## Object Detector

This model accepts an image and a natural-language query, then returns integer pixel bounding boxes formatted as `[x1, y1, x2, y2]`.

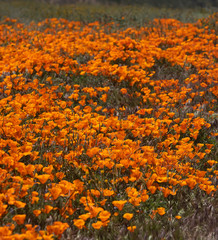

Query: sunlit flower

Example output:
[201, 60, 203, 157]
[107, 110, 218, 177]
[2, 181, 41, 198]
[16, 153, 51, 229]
[92, 221, 103, 229]
[79, 213, 91, 221]
[0, 15, 216, 239]
[73, 219, 85, 229]
[36, 174, 50, 184]
[123, 213, 133, 221]
[112, 200, 127, 211]
[12, 215, 26, 225]
[98, 211, 111, 222]
[156, 207, 166, 216]
[33, 210, 41, 217]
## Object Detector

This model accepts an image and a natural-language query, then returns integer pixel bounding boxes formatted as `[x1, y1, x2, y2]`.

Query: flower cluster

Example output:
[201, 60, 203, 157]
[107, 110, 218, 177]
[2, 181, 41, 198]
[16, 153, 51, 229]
[0, 16, 217, 239]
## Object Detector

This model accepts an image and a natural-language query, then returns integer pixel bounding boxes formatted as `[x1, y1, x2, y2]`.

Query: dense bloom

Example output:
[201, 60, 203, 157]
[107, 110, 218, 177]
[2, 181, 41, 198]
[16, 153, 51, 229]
[0, 14, 216, 239]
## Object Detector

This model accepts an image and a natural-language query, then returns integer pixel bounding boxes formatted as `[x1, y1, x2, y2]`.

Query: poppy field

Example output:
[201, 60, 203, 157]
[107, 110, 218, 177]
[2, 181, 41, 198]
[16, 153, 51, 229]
[0, 9, 217, 240]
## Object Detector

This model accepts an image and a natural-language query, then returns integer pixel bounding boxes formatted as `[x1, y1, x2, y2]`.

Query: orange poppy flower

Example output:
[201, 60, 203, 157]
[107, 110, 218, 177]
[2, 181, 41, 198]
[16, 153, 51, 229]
[86, 206, 103, 218]
[98, 211, 111, 222]
[79, 213, 91, 221]
[49, 186, 62, 200]
[156, 207, 166, 216]
[43, 205, 53, 214]
[43, 165, 53, 174]
[12, 214, 26, 225]
[103, 189, 114, 197]
[33, 210, 41, 217]
[47, 221, 69, 236]
[14, 201, 26, 209]
[123, 213, 133, 221]
[120, 88, 127, 94]
[86, 147, 100, 158]
[36, 174, 50, 184]
[127, 226, 136, 232]
[101, 94, 107, 102]
[92, 221, 103, 229]
[73, 219, 85, 229]
[112, 200, 127, 211]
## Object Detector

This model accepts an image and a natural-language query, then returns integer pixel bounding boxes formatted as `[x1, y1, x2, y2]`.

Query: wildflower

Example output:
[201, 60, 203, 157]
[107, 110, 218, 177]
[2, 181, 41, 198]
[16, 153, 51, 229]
[103, 189, 115, 197]
[100, 199, 107, 206]
[112, 200, 127, 211]
[207, 160, 216, 166]
[120, 88, 127, 94]
[36, 174, 50, 184]
[98, 211, 111, 222]
[101, 94, 107, 102]
[127, 226, 136, 232]
[47, 222, 69, 236]
[43, 165, 53, 174]
[157, 207, 166, 215]
[147, 186, 157, 194]
[14, 201, 26, 208]
[123, 213, 133, 221]
[49, 186, 62, 200]
[43, 205, 53, 214]
[92, 221, 103, 229]
[33, 210, 41, 217]
[86, 147, 100, 158]
[79, 213, 90, 221]
[73, 219, 85, 229]
[12, 215, 26, 225]
[186, 178, 197, 189]
[86, 206, 103, 218]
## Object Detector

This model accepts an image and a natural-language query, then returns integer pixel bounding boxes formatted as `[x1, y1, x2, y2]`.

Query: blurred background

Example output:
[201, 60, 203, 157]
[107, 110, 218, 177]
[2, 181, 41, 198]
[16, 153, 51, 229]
[38, 0, 218, 8]
[0, 0, 217, 24]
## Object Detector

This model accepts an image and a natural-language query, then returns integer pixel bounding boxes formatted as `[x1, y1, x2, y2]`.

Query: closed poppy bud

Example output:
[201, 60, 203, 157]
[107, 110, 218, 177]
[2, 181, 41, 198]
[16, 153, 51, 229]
[127, 226, 136, 232]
